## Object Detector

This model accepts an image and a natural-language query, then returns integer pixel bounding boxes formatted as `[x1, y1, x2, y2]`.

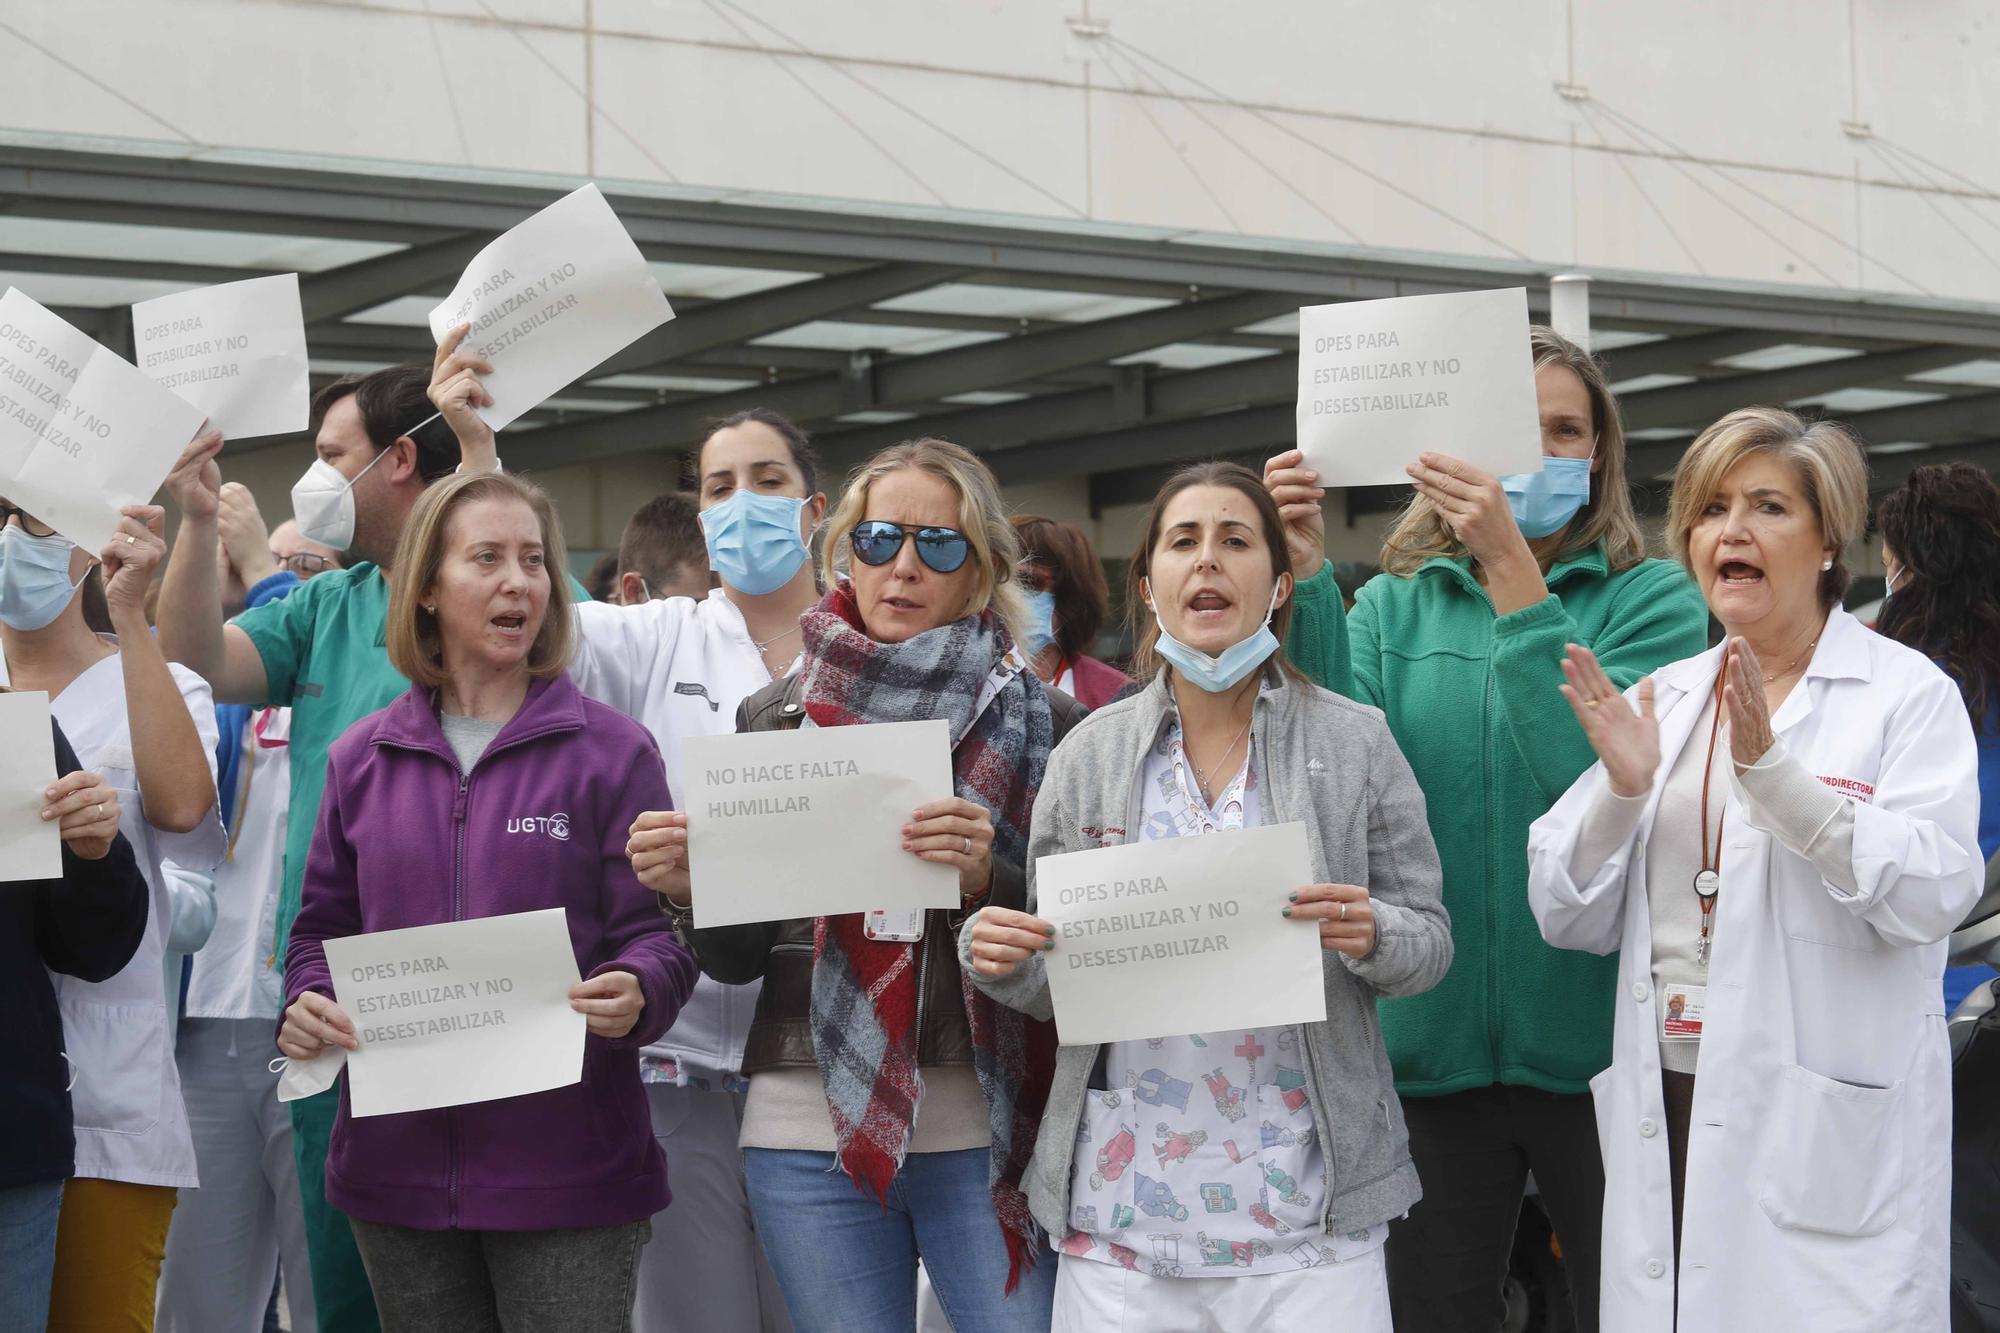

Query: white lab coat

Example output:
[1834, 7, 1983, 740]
[19, 645, 228, 1188]
[569, 588, 781, 1085]
[1527, 608, 1979, 1332]
[185, 706, 291, 1022]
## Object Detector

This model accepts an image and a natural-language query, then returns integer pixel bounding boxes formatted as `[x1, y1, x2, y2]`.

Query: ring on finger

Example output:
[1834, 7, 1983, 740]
[1338, 902, 1348, 922]
[962, 835, 972, 855]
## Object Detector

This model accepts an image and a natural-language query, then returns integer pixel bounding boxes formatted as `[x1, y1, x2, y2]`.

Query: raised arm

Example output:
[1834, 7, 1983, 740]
[433, 323, 499, 476]
[156, 429, 271, 704]
[1264, 449, 1359, 701]
[104, 506, 217, 834]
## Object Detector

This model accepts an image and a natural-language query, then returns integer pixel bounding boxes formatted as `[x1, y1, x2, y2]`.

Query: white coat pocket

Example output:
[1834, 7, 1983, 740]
[59, 999, 165, 1136]
[1756, 1064, 1904, 1238]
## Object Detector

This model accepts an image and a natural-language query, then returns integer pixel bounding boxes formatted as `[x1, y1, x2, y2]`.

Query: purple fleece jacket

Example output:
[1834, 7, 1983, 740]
[285, 674, 694, 1232]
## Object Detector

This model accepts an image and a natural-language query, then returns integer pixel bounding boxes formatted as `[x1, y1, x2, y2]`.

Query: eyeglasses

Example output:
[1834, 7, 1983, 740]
[849, 520, 971, 574]
[0, 502, 56, 538]
[276, 552, 334, 575]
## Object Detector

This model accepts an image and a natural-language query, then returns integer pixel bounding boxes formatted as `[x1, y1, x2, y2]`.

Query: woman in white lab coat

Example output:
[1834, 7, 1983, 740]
[0, 497, 225, 1332]
[1527, 407, 1980, 1333]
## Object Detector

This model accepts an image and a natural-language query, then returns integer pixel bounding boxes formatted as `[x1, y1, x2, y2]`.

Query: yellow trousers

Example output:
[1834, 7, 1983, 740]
[45, 1177, 178, 1333]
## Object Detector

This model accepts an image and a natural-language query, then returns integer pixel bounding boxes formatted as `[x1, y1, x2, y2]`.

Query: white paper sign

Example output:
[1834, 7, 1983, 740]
[1036, 822, 1326, 1047]
[322, 908, 584, 1118]
[680, 719, 959, 928]
[1295, 287, 1542, 487]
[0, 288, 206, 552]
[0, 690, 60, 883]
[427, 184, 675, 430]
[132, 274, 309, 440]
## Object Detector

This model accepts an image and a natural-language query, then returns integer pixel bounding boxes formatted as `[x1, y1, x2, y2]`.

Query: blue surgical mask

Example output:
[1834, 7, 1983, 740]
[1499, 455, 1594, 539]
[0, 526, 85, 631]
[1151, 584, 1282, 694]
[1022, 589, 1058, 657]
[699, 491, 811, 596]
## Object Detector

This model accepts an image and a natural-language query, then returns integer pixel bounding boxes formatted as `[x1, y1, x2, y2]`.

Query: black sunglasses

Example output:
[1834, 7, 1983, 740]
[849, 520, 971, 574]
[0, 502, 56, 539]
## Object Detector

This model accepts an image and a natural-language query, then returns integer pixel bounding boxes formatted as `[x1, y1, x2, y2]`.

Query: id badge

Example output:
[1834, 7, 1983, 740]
[1660, 983, 1707, 1041]
[864, 909, 925, 942]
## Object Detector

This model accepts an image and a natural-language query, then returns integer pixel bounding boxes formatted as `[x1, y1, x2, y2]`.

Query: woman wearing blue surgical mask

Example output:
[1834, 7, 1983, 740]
[0, 498, 226, 1332]
[1262, 326, 1708, 1333]
[963, 462, 1451, 1332]
[1011, 515, 1131, 711]
[540, 405, 824, 1333]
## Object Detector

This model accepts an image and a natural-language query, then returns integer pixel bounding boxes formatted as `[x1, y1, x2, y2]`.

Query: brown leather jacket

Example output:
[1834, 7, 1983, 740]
[684, 671, 1087, 1075]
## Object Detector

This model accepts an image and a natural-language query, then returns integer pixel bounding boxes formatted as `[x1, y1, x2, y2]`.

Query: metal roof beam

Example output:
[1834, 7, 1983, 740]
[501, 291, 1292, 471]
[586, 263, 963, 380]
[1621, 345, 1975, 432]
[1628, 389, 2000, 477]
[299, 233, 486, 326]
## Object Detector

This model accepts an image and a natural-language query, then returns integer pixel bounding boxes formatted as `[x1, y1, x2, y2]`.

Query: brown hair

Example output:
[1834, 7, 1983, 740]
[386, 471, 574, 687]
[310, 365, 459, 482]
[822, 438, 1028, 646]
[1379, 325, 1647, 576]
[687, 407, 821, 495]
[1666, 406, 1868, 610]
[1011, 514, 1110, 659]
[617, 491, 710, 591]
[1125, 461, 1303, 683]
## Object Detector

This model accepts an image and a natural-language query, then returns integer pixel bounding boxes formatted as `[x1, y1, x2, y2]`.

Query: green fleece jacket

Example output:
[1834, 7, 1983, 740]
[1287, 547, 1709, 1096]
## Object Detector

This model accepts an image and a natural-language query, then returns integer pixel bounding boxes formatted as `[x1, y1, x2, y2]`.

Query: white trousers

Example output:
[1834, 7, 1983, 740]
[156, 1017, 316, 1333]
[632, 1084, 791, 1333]
[1051, 1245, 1392, 1333]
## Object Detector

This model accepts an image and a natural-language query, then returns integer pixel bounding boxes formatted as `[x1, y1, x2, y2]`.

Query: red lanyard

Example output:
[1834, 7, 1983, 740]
[1692, 677, 1726, 966]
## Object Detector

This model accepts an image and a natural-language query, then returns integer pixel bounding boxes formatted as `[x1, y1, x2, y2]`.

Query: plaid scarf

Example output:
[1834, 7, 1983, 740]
[799, 583, 1058, 1291]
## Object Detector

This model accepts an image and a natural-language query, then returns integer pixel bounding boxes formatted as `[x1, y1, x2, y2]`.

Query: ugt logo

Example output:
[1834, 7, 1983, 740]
[506, 813, 571, 841]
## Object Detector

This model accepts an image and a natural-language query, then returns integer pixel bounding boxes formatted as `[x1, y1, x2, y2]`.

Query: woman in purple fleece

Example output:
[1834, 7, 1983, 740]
[280, 471, 697, 1333]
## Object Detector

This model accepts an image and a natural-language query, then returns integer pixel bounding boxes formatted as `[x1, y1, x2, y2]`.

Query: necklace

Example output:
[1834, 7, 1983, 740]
[1756, 627, 1820, 684]
[751, 622, 800, 654]
[1692, 676, 1727, 966]
[1189, 709, 1254, 800]
[1760, 642, 1816, 684]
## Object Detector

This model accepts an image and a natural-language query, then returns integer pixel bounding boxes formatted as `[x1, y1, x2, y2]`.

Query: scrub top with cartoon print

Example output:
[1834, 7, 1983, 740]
[1060, 705, 1386, 1278]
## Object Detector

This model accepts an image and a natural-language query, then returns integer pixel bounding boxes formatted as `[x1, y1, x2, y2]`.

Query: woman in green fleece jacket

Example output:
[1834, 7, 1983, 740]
[1262, 326, 1708, 1333]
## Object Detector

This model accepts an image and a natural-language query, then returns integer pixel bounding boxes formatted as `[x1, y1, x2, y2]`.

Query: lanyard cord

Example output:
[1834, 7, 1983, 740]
[1695, 676, 1727, 908]
[1691, 676, 1729, 964]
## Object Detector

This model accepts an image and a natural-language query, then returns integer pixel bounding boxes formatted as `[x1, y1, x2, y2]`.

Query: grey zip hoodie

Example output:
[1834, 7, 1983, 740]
[959, 665, 1452, 1239]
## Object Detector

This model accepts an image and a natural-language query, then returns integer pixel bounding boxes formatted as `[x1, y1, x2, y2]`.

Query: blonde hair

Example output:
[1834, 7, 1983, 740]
[820, 438, 1029, 646]
[1666, 406, 1869, 609]
[386, 471, 574, 687]
[1378, 325, 1647, 576]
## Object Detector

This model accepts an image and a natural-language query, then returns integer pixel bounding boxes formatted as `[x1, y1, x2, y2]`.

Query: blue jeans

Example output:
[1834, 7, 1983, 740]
[0, 1179, 63, 1333]
[742, 1148, 1056, 1333]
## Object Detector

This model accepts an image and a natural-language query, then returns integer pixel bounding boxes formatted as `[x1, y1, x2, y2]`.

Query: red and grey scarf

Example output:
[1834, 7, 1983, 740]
[798, 582, 1058, 1290]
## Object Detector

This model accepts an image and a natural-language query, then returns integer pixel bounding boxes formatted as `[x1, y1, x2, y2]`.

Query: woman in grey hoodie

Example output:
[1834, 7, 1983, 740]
[961, 461, 1452, 1331]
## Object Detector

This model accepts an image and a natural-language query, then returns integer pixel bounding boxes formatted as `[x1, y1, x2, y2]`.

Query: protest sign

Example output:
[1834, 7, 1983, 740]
[133, 273, 309, 439]
[0, 690, 60, 883]
[322, 907, 584, 1118]
[1036, 822, 1325, 1047]
[428, 183, 674, 430]
[680, 719, 958, 928]
[1295, 287, 1542, 487]
[0, 288, 206, 551]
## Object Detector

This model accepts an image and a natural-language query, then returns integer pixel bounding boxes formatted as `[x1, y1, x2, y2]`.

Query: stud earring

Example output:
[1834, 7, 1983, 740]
[1820, 560, 1832, 571]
